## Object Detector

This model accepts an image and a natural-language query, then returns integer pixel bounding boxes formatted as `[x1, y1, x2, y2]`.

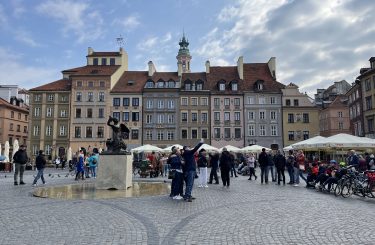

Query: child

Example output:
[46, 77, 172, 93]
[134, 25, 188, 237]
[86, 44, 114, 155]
[75, 150, 85, 180]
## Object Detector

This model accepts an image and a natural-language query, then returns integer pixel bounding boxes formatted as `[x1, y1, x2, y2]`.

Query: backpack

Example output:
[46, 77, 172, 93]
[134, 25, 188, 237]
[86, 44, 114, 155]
[92, 158, 97, 165]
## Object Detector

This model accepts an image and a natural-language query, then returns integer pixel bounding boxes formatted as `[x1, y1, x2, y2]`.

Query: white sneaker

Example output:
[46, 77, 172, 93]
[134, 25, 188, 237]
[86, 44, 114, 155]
[198, 185, 203, 188]
[293, 184, 299, 187]
[204, 185, 208, 188]
[32, 184, 37, 187]
[173, 195, 183, 200]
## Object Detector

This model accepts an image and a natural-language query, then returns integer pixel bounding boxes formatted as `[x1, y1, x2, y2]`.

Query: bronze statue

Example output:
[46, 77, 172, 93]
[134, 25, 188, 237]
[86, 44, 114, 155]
[106, 116, 130, 153]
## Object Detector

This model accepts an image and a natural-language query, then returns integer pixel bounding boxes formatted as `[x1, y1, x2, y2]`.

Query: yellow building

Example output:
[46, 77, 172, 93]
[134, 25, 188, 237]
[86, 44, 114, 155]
[282, 83, 319, 147]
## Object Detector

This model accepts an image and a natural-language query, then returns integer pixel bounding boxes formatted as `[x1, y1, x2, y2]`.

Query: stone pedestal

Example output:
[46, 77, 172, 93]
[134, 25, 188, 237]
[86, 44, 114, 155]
[96, 153, 133, 190]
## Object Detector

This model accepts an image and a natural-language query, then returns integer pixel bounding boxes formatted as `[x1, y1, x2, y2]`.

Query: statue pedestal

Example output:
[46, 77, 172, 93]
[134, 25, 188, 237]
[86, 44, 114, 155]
[96, 153, 133, 190]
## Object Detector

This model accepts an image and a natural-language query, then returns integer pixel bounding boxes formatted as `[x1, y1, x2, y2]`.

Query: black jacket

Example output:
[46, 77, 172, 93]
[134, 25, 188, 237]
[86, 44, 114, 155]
[182, 142, 203, 172]
[13, 149, 28, 164]
[274, 154, 286, 170]
[35, 154, 47, 170]
[197, 153, 208, 168]
[219, 151, 232, 171]
[258, 152, 268, 168]
[209, 153, 219, 169]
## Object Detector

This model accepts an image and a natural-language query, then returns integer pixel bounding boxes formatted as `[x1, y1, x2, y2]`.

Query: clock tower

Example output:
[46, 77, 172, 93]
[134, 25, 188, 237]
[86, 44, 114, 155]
[176, 32, 192, 73]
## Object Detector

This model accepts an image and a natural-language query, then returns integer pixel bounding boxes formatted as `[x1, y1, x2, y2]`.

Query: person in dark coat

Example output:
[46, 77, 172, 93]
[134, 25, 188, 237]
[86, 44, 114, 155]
[208, 152, 220, 184]
[182, 139, 204, 202]
[169, 147, 184, 200]
[219, 148, 232, 187]
[274, 150, 286, 185]
[33, 150, 46, 186]
[13, 145, 28, 185]
[258, 148, 269, 184]
[286, 150, 295, 184]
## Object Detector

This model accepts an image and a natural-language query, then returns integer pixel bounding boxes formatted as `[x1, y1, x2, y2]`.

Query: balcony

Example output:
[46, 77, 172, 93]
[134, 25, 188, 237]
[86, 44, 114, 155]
[214, 120, 220, 125]
[235, 121, 241, 126]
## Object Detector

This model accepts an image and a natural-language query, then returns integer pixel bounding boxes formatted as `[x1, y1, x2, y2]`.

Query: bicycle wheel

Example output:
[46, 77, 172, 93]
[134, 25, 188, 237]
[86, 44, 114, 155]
[341, 182, 353, 198]
[334, 183, 342, 196]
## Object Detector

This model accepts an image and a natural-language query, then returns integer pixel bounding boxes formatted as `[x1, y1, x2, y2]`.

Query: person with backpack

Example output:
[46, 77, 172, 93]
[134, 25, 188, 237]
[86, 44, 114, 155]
[286, 150, 295, 185]
[88, 148, 99, 178]
[33, 150, 46, 186]
[13, 144, 28, 185]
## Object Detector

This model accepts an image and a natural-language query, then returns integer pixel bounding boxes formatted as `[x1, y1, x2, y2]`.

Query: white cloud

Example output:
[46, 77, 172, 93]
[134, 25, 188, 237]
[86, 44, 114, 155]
[0, 47, 59, 88]
[137, 36, 158, 51]
[0, 4, 8, 27]
[14, 29, 40, 47]
[11, 0, 26, 17]
[36, 0, 104, 43]
[113, 15, 141, 30]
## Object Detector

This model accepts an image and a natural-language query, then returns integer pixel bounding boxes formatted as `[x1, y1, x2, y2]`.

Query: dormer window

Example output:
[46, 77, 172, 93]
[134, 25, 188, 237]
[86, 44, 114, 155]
[231, 81, 238, 91]
[255, 80, 264, 91]
[157, 80, 165, 88]
[196, 80, 203, 90]
[185, 83, 191, 90]
[218, 81, 226, 91]
[167, 80, 175, 88]
[145, 80, 154, 88]
[93, 58, 98, 65]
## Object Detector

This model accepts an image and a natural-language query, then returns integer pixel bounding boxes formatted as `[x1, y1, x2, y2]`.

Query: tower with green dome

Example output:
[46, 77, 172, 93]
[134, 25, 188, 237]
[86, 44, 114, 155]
[176, 32, 192, 73]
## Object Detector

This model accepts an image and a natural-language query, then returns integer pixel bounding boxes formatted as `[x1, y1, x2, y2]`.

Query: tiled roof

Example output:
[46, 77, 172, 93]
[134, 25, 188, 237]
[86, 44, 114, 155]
[87, 52, 120, 57]
[62, 65, 120, 76]
[207, 66, 243, 94]
[243, 63, 284, 92]
[181, 72, 209, 90]
[327, 95, 348, 108]
[111, 71, 148, 93]
[150, 72, 179, 82]
[29, 79, 71, 91]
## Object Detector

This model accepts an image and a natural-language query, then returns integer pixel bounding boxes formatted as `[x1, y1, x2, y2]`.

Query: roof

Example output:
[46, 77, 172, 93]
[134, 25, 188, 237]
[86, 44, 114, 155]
[207, 66, 244, 94]
[326, 95, 348, 108]
[243, 63, 285, 92]
[29, 79, 71, 92]
[181, 72, 209, 90]
[0, 98, 29, 112]
[111, 71, 148, 93]
[62, 65, 120, 76]
[149, 72, 179, 82]
[87, 52, 121, 57]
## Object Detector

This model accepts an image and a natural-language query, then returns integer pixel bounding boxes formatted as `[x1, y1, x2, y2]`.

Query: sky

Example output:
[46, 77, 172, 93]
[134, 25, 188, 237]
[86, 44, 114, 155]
[0, 0, 374, 96]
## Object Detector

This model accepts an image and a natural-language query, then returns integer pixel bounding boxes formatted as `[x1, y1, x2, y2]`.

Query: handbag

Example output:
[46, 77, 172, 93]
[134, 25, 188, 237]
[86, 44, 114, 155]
[168, 170, 176, 179]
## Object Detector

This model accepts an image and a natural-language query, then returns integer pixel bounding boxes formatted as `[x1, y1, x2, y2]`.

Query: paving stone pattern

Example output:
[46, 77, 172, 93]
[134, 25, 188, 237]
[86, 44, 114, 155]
[0, 169, 375, 245]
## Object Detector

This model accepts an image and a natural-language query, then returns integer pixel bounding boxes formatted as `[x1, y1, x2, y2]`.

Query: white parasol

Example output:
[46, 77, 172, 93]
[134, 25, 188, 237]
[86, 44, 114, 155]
[219, 145, 241, 153]
[67, 147, 72, 162]
[12, 139, 19, 160]
[4, 141, 10, 162]
[131, 144, 163, 153]
[198, 144, 219, 153]
[162, 144, 184, 153]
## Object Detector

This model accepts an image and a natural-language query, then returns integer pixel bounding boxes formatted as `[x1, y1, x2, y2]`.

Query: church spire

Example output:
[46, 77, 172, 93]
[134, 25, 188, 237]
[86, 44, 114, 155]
[176, 31, 192, 73]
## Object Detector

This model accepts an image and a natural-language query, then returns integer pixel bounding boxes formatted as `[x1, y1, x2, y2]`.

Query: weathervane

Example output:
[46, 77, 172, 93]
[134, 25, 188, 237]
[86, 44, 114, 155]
[116, 35, 125, 48]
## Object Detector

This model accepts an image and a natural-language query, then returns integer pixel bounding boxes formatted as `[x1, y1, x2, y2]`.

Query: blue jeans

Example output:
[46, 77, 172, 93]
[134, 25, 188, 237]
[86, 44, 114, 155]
[261, 166, 269, 183]
[268, 165, 276, 181]
[293, 167, 300, 184]
[184, 170, 195, 199]
[287, 166, 294, 183]
[171, 171, 183, 196]
[33, 169, 45, 184]
[90, 166, 96, 177]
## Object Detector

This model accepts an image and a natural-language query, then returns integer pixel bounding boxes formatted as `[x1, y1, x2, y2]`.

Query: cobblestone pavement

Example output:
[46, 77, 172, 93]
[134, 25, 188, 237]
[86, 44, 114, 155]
[1, 168, 375, 245]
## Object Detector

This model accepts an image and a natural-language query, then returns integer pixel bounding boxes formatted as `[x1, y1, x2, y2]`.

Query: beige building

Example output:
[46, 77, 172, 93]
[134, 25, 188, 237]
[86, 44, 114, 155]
[28, 80, 71, 159]
[282, 83, 319, 146]
[68, 47, 128, 152]
[0, 97, 29, 158]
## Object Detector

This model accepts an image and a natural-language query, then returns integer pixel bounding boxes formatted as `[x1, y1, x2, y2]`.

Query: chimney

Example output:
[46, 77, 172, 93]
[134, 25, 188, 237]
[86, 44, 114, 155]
[369, 57, 375, 69]
[88, 47, 94, 55]
[268, 57, 276, 79]
[205, 60, 210, 73]
[119, 47, 124, 54]
[148, 61, 156, 76]
[178, 62, 182, 77]
[237, 56, 243, 80]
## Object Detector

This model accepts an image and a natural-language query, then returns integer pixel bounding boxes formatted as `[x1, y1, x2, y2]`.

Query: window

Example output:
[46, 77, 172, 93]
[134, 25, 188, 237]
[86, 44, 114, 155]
[146, 114, 152, 124]
[76, 92, 82, 102]
[101, 58, 107, 65]
[167, 80, 175, 88]
[113, 98, 121, 107]
[201, 112, 208, 123]
[167, 131, 174, 140]
[338, 122, 344, 130]
[109, 58, 115, 65]
[157, 114, 164, 124]
[145, 81, 154, 88]
[259, 97, 266, 104]
[201, 98, 208, 106]
[214, 112, 220, 121]
[303, 113, 309, 123]
[167, 114, 174, 123]
[74, 127, 81, 138]
[146, 100, 153, 109]
[99, 92, 105, 102]
[234, 98, 240, 106]
[259, 111, 265, 120]
[214, 98, 220, 106]
[224, 128, 231, 138]
[32, 145, 38, 155]
[196, 83, 203, 90]
[185, 83, 191, 90]
[157, 130, 164, 140]
[270, 111, 276, 120]
[61, 95, 68, 102]
[45, 145, 51, 155]
[87, 108, 93, 118]
[86, 127, 92, 138]
[232, 83, 238, 91]
[366, 96, 373, 110]
[192, 129, 198, 139]
[76, 108, 81, 118]
[23, 126, 27, 133]
[214, 128, 221, 138]
[132, 98, 139, 106]
[219, 83, 225, 91]
[247, 96, 255, 104]
[34, 107, 40, 117]
[191, 98, 198, 106]
[145, 130, 152, 140]
[123, 112, 130, 122]
[48, 94, 54, 101]
[93, 58, 98, 65]
[157, 100, 164, 109]
[286, 99, 291, 106]
[181, 129, 188, 139]
[338, 111, 343, 118]
[270, 125, 277, 136]
[293, 99, 299, 106]
[123, 98, 130, 106]
[257, 82, 263, 90]
[303, 131, 309, 140]
[113, 112, 120, 120]
[167, 100, 174, 109]
[97, 126, 104, 138]
[365, 79, 371, 91]
[100, 81, 105, 88]
[18, 113, 21, 119]
[270, 97, 276, 104]
[88, 81, 94, 87]
[288, 131, 294, 141]
[234, 112, 241, 121]
[224, 112, 230, 121]
[34, 95, 41, 102]
[131, 129, 139, 140]
[59, 125, 66, 136]
[157, 81, 164, 88]
[288, 113, 294, 123]
[248, 111, 255, 121]
[181, 98, 188, 106]
[46, 107, 53, 117]
[60, 110, 67, 117]
[259, 125, 266, 136]
[235, 128, 241, 139]
[202, 129, 208, 139]
[181, 112, 188, 122]
[98, 108, 104, 118]
[248, 125, 255, 136]
[192, 113, 198, 122]
[25, 115, 28, 121]
[224, 98, 230, 106]
[368, 119, 374, 132]
[10, 123, 13, 131]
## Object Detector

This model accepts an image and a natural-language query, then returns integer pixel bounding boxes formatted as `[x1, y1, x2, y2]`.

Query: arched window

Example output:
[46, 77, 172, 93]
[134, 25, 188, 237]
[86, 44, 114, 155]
[157, 79, 165, 88]
[196, 80, 204, 90]
[184, 79, 192, 90]
[145, 80, 154, 88]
